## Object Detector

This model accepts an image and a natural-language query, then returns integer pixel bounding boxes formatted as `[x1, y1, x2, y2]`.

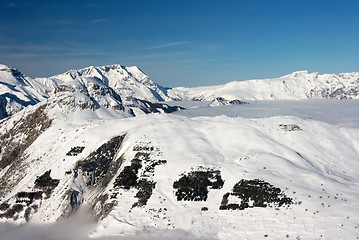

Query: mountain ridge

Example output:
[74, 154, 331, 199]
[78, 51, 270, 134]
[168, 70, 359, 101]
[0, 64, 176, 120]
[1, 63, 359, 120]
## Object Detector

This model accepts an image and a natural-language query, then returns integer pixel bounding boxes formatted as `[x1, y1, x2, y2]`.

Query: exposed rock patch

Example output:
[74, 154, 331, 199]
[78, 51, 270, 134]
[219, 179, 293, 210]
[279, 124, 302, 131]
[209, 97, 249, 107]
[66, 146, 85, 156]
[129, 98, 184, 115]
[34, 170, 60, 198]
[64, 135, 126, 220]
[173, 167, 224, 201]
[0, 170, 59, 221]
[77, 135, 125, 187]
[114, 158, 142, 190]
[112, 141, 167, 208]
[0, 105, 52, 198]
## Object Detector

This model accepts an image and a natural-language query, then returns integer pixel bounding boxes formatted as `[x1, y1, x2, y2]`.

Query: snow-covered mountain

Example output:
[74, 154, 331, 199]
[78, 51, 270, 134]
[2, 64, 359, 120]
[0, 64, 179, 120]
[36, 64, 170, 104]
[0, 64, 49, 119]
[1, 64, 359, 239]
[168, 71, 359, 101]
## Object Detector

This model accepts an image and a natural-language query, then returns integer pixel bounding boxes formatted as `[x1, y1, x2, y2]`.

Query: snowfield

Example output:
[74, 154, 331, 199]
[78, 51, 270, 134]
[1, 100, 359, 240]
[1, 64, 359, 239]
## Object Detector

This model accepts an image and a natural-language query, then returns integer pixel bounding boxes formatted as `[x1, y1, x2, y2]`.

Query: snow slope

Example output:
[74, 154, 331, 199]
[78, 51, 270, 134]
[168, 71, 359, 101]
[0, 100, 358, 240]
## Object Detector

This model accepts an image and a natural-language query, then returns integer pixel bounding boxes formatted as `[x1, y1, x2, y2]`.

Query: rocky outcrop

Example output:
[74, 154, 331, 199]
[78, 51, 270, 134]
[173, 167, 224, 201]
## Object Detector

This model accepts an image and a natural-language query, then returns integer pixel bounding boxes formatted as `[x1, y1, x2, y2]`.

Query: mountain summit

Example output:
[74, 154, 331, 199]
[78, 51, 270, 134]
[36, 64, 170, 103]
[0, 64, 49, 118]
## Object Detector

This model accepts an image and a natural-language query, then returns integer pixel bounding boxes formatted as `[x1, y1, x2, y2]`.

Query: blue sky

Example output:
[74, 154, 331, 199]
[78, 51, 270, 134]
[0, 0, 358, 87]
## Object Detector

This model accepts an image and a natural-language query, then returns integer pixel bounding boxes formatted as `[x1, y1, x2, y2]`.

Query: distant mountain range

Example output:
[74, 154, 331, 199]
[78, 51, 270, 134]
[1, 64, 358, 119]
[168, 70, 359, 101]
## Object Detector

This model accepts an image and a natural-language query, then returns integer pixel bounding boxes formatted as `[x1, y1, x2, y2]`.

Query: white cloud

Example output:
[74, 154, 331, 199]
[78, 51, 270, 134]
[91, 18, 109, 24]
[143, 41, 189, 50]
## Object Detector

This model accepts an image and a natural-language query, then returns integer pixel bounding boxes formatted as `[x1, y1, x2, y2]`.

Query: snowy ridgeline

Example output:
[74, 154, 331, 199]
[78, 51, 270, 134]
[168, 70, 359, 101]
[1, 63, 359, 120]
[0, 99, 359, 240]
[0, 64, 173, 119]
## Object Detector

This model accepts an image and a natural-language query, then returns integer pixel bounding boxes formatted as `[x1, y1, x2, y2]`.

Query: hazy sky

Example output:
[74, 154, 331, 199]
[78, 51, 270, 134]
[0, 0, 358, 87]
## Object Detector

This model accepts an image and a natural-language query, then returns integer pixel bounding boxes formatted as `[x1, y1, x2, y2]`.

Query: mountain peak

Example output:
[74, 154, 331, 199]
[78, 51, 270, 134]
[281, 70, 315, 78]
[0, 64, 25, 81]
[0, 64, 49, 118]
[0, 64, 11, 70]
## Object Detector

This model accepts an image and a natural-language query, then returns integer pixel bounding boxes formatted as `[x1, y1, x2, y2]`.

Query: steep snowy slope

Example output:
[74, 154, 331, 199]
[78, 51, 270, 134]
[0, 64, 49, 118]
[0, 100, 358, 240]
[168, 71, 359, 101]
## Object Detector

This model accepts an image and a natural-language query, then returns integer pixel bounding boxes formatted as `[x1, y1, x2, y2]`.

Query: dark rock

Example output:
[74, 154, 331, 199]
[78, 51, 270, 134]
[0, 105, 52, 198]
[129, 98, 184, 115]
[15, 191, 43, 205]
[229, 99, 249, 105]
[112, 142, 166, 208]
[279, 124, 302, 131]
[66, 146, 85, 156]
[209, 97, 249, 106]
[0, 204, 24, 219]
[0, 202, 10, 211]
[133, 179, 156, 208]
[219, 179, 293, 210]
[34, 170, 60, 198]
[114, 159, 142, 190]
[173, 167, 224, 201]
[201, 207, 209, 211]
[78, 135, 125, 187]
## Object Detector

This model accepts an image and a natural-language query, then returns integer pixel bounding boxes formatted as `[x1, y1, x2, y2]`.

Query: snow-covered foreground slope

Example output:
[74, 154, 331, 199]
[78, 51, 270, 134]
[1, 100, 359, 240]
[168, 71, 359, 101]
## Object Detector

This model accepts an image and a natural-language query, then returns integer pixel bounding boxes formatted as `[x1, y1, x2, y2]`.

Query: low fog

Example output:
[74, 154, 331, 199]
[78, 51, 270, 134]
[0, 207, 213, 240]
